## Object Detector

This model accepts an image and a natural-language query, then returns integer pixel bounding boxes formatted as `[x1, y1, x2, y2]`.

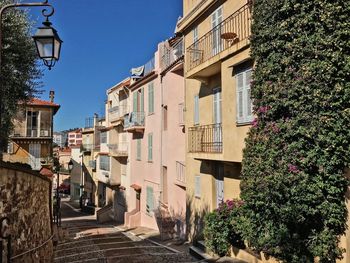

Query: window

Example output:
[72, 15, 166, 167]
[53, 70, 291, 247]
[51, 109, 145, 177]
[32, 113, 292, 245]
[99, 155, 110, 171]
[100, 131, 107, 144]
[26, 111, 38, 137]
[136, 139, 141, 160]
[146, 186, 154, 215]
[178, 103, 185, 126]
[148, 133, 153, 162]
[148, 82, 154, 114]
[192, 26, 200, 61]
[236, 68, 253, 124]
[195, 175, 201, 198]
[194, 94, 199, 125]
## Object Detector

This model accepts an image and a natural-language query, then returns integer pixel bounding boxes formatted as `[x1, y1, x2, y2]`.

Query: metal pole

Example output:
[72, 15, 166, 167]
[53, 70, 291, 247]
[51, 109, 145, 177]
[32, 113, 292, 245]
[0, 1, 54, 156]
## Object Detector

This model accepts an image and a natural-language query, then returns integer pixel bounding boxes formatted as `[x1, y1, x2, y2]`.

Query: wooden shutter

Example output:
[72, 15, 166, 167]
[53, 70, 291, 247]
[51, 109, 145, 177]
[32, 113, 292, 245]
[140, 88, 144, 112]
[133, 92, 137, 112]
[146, 186, 154, 214]
[136, 139, 141, 160]
[194, 95, 199, 125]
[236, 73, 244, 123]
[245, 69, 253, 120]
[148, 82, 154, 113]
[148, 133, 153, 161]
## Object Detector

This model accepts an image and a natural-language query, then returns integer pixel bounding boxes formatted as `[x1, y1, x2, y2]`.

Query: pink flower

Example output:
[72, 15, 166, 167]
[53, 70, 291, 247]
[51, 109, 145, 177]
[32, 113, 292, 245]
[288, 164, 299, 173]
[252, 118, 259, 127]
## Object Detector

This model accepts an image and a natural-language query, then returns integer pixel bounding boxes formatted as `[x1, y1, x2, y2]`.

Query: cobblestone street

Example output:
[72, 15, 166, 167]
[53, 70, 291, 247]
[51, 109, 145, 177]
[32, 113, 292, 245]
[54, 199, 198, 263]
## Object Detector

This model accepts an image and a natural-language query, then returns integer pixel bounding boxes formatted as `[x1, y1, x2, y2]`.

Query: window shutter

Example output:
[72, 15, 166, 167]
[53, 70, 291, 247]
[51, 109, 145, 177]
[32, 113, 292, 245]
[141, 88, 144, 112]
[133, 92, 137, 112]
[195, 175, 201, 197]
[148, 133, 153, 161]
[148, 83, 154, 113]
[137, 139, 141, 160]
[194, 95, 199, 125]
[245, 70, 253, 120]
[146, 186, 154, 214]
[236, 73, 244, 123]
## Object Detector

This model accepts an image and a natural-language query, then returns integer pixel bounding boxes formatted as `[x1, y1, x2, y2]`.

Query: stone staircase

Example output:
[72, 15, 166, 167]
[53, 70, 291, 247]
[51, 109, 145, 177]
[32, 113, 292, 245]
[54, 219, 197, 263]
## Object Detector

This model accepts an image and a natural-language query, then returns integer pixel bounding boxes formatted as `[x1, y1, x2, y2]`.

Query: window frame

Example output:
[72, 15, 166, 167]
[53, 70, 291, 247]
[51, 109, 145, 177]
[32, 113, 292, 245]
[99, 155, 110, 171]
[236, 68, 253, 124]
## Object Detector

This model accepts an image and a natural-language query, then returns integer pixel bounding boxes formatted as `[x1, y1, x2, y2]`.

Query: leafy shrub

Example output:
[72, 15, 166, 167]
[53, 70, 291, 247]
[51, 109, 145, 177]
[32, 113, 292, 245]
[204, 199, 245, 256]
[239, 0, 350, 262]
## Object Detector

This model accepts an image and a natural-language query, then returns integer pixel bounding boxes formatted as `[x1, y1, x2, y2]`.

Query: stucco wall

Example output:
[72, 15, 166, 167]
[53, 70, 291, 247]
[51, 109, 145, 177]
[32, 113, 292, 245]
[0, 162, 53, 262]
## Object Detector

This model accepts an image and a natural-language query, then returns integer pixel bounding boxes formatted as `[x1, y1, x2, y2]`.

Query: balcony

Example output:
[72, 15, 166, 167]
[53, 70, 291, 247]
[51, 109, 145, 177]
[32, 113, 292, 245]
[175, 161, 186, 187]
[11, 127, 52, 139]
[81, 144, 93, 153]
[124, 112, 145, 133]
[160, 38, 184, 72]
[186, 4, 251, 74]
[107, 143, 128, 157]
[85, 117, 94, 129]
[188, 123, 222, 153]
[108, 105, 128, 123]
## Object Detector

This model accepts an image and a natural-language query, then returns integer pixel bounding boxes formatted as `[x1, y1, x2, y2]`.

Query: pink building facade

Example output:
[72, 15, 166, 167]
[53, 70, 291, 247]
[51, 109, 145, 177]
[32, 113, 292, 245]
[125, 36, 186, 238]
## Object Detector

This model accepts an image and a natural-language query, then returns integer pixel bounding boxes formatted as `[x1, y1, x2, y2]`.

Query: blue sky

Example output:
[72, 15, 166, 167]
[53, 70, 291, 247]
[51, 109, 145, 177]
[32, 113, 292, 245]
[29, 0, 182, 131]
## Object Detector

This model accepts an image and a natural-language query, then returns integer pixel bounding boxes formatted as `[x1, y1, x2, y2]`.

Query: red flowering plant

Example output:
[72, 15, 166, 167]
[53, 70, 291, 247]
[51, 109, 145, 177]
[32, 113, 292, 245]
[204, 199, 245, 256]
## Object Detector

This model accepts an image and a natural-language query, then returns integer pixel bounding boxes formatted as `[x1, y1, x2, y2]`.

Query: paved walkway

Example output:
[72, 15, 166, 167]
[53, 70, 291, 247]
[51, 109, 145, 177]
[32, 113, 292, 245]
[54, 199, 198, 263]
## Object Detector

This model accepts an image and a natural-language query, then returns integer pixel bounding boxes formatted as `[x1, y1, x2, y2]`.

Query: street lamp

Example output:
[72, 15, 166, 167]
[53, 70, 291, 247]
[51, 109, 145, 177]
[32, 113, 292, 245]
[0, 0, 62, 71]
[68, 159, 74, 173]
[0, 0, 62, 155]
[33, 18, 62, 70]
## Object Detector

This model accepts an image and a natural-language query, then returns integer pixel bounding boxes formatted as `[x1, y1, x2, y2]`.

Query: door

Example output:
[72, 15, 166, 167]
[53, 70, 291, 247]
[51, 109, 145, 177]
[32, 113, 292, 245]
[212, 6, 223, 55]
[29, 143, 41, 170]
[215, 164, 224, 208]
[213, 88, 222, 152]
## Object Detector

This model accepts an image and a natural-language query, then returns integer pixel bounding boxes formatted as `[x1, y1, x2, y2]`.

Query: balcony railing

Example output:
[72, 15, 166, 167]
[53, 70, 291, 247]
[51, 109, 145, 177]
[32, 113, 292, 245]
[176, 161, 186, 184]
[124, 112, 145, 130]
[11, 127, 51, 138]
[108, 143, 128, 157]
[186, 3, 251, 71]
[144, 57, 155, 76]
[188, 123, 222, 153]
[160, 38, 184, 72]
[85, 117, 94, 129]
[108, 105, 128, 122]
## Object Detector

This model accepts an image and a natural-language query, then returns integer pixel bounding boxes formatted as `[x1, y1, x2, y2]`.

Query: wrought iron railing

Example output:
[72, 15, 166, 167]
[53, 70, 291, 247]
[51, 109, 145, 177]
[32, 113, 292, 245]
[176, 161, 186, 184]
[188, 123, 223, 153]
[186, 3, 251, 71]
[108, 105, 128, 122]
[85, 117, 94, 129]
[160, 38, 184, 71]
[124, 112, 145, 129]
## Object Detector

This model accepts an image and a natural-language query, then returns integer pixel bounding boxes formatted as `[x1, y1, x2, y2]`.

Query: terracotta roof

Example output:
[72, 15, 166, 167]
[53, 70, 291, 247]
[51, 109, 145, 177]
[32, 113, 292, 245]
[27, 98, 60, 107]
[24, 98, 60, 114]
[40, 167, 54, 178]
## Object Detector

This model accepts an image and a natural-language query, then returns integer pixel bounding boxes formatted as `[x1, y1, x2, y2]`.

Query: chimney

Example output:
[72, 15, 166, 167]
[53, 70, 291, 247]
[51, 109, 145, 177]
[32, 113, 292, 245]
[49, 90, 55, 102]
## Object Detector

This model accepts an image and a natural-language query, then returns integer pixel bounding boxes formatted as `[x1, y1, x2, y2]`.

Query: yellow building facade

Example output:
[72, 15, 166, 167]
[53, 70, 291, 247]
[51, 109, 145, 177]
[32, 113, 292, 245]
[177, 0, 253, 241]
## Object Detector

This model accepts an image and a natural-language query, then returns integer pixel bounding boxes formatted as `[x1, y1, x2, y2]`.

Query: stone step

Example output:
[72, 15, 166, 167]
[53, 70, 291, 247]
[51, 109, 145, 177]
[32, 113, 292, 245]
[56, 235, 130, 250]
[189, 245, 212, 261]
[67, 252, 196, 263]
[55, 240, 151, 257]
[54, 246, 173, 263]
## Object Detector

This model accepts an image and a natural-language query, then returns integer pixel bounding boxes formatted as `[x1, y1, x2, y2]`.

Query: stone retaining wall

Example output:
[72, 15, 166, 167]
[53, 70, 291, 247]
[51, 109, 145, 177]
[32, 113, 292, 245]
[0, 162, 53, 262]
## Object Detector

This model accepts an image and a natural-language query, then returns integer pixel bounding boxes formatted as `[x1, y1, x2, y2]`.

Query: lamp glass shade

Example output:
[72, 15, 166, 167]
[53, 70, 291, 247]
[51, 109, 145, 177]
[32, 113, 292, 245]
[68, 160, 74, 172]
[33, 22, 62, 68]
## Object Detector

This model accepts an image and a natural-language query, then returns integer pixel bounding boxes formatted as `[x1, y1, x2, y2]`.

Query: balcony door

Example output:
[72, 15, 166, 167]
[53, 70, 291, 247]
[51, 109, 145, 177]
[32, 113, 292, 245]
[213, 88, 222, 152]
[215, 163, 224, 208]
[29, 143, 41, 170]
[212, 6, 223, 56]
[26, 111, 39, 137]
